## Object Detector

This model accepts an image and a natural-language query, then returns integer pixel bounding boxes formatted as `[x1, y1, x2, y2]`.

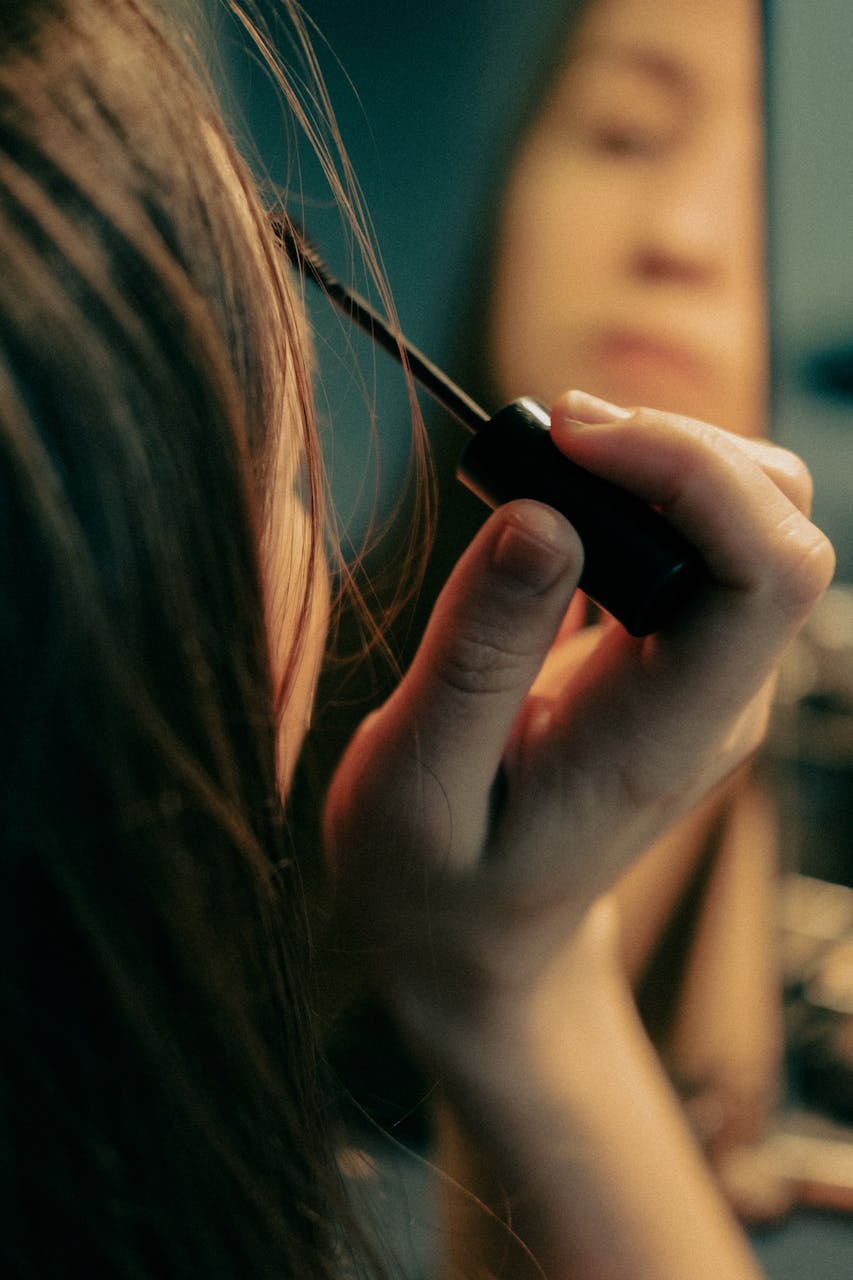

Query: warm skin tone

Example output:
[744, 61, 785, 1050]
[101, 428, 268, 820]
[490, 0, 766, 440]
[325, 388, 833, 1277]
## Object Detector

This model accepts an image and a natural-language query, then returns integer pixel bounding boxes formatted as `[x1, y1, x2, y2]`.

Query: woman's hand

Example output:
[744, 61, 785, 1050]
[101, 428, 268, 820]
[324, 392, 832, 1036]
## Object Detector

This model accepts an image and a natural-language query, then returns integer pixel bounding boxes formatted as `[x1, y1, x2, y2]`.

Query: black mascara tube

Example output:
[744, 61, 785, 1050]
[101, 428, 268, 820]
[457, 397, 704, 636]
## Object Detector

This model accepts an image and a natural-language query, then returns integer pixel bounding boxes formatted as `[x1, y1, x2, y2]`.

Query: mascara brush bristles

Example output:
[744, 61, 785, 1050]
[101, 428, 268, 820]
[270, 215, 488, 433]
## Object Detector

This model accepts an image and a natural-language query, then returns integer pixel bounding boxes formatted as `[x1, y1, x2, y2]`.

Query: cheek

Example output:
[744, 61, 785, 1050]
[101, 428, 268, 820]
[490, 144, 622, 398]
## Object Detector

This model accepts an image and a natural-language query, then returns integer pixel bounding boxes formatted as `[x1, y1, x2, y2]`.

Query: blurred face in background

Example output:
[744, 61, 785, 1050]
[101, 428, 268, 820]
[489, 0, 766, 438]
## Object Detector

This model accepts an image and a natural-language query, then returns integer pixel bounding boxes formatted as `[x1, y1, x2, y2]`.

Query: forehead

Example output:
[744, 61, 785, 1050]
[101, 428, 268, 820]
[568, 0, 761, 100]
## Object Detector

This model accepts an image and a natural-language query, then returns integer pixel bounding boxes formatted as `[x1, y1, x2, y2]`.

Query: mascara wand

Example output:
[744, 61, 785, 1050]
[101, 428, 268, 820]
[274, 217, 707, 637]
[272, 218, 487, 433]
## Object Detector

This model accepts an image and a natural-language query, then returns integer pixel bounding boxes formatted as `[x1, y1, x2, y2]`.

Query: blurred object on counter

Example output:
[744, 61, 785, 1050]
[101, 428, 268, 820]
[721, 1107, 853, 1219]
[769, 872, 853, 1215]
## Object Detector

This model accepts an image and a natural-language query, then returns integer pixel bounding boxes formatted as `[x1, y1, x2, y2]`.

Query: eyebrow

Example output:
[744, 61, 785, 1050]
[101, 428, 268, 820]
[572, 44, 693, 96]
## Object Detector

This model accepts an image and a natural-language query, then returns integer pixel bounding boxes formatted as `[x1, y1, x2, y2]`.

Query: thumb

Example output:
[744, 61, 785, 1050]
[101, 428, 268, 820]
[384, 500, 583, 864]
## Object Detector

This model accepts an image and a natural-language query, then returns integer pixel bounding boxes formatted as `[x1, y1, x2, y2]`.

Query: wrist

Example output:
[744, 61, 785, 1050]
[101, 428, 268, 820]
[389, 898, 637, 1126]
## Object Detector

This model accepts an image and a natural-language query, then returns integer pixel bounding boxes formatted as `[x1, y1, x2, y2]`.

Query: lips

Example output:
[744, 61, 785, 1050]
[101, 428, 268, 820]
[585, 329, 711, 402]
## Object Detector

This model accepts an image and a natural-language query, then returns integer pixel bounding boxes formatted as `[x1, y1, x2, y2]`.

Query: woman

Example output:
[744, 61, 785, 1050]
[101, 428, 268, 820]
[0, 1, 833, 1276]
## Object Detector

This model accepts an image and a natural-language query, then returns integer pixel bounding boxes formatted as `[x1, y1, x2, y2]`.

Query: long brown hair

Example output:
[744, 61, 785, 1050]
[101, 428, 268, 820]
[0, 1, 387, 1274]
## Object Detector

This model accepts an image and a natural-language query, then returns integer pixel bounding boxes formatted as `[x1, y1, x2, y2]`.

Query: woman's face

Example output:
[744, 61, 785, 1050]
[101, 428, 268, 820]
[489, 0, 766, 437]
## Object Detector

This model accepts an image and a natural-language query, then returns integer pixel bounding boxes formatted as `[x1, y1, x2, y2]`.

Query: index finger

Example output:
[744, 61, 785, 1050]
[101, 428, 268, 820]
[543, 394, 834, 781]
[550, 396, 834, 619]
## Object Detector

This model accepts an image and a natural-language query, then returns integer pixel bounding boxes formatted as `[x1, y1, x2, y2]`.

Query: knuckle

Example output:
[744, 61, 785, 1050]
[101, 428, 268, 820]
[770, 517, 836, 615]
[433, 626, 527, 699]
[431, 613, 541, 700]
[774, 447, 814, 512]
[632, 405, 716, 445]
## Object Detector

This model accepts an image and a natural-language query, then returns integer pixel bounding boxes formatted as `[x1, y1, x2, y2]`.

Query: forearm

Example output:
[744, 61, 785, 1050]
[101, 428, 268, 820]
[663, 774, 782, 1146]
[432, 965, 764, 1280]
[616, 770, 783, 1156]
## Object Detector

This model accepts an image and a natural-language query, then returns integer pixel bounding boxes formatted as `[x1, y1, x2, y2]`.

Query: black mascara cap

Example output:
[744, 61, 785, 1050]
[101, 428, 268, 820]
[457, 398, 707, 637]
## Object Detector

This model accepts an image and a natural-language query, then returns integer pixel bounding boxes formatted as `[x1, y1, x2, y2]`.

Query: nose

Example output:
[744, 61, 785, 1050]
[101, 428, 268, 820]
[630, 129, 762, 289]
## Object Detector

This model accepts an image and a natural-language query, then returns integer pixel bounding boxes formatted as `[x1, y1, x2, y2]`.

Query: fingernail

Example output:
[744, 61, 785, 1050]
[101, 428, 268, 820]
[560, 389, 633, 424]
[492, 504, 577, 594]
